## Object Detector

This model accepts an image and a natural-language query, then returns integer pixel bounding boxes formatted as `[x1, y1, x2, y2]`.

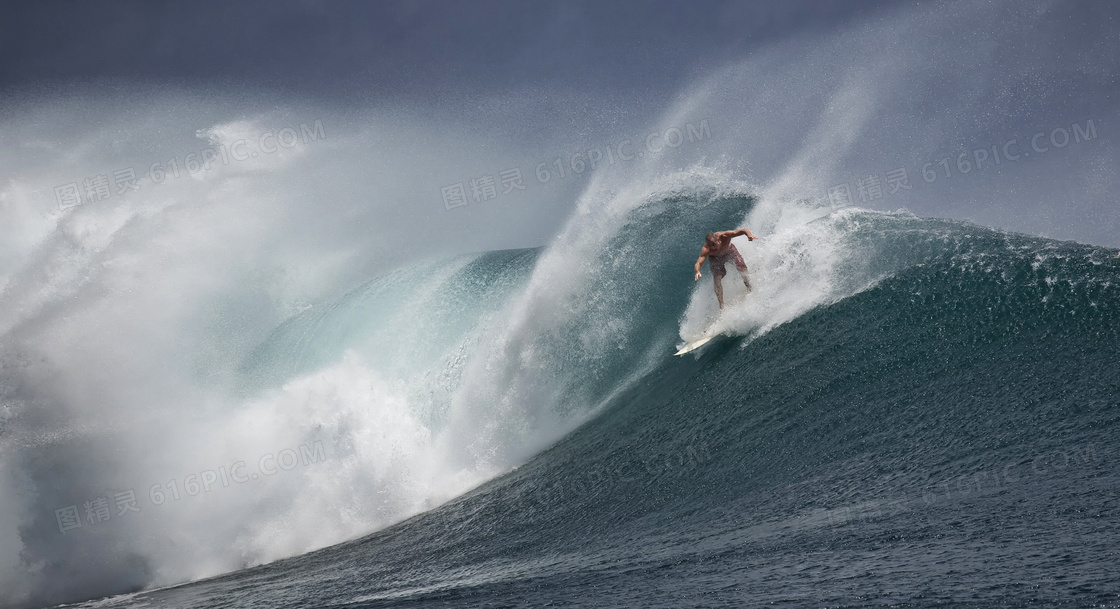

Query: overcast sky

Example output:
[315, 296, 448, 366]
[1, 0, 1118, 248]
[0, 0, 906, 101]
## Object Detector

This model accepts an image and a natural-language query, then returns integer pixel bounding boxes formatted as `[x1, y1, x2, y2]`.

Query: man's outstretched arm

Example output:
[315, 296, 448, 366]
[720, 227, 757, 241]
[694, 248, 709, 281]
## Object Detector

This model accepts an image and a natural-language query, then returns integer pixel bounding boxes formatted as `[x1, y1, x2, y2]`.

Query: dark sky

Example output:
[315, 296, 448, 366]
[0, 0, 905, 100]
[2, 0, 1117, 248]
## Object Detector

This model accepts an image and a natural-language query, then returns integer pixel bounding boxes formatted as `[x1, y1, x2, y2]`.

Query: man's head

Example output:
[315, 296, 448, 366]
[705, 232, 719, 248]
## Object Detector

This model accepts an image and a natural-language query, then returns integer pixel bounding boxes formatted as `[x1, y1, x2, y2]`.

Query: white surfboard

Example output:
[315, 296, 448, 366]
[674, 333, 718, 356]
[674, 329, 721, 356]
[676, 287, 751, 355]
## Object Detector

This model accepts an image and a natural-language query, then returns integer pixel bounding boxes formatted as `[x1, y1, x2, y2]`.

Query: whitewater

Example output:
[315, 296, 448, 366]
[1, 1, 1118, 608]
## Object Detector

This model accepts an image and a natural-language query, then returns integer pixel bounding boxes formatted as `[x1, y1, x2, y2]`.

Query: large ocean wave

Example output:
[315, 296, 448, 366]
[2, 0, 1118, 606]
[35, 195, 1120, 609]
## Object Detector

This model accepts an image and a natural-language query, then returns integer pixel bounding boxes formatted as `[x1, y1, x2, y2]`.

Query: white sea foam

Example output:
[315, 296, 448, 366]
[2, 0, 1115, 606]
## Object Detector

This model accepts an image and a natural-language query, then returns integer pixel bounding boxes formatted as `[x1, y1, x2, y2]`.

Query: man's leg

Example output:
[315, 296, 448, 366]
[713, 274, 724, 309]
[732, 248, 751, 293]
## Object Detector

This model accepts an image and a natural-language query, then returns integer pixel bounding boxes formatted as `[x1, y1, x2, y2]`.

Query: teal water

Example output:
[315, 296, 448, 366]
[56, 197, 1120, 609]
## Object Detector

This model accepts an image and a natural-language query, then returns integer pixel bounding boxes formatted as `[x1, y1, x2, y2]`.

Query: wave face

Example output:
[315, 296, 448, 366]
[48, 191, 1120, 609]
[3, 1, 1118, 606]
[0, 167, 770, 609]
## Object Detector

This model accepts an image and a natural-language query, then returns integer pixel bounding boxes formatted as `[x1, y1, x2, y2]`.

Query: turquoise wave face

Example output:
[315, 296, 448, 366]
[20, 191, 1119, 609]
[241, 196, 1119, 481]
[237, 248, 541, 398]
[134, 207, 1120, 608]
[238, 191, 758, 426]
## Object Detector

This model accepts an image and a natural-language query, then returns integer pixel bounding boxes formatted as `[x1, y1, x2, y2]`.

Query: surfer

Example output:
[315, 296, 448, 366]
[693, 228, 757, 309]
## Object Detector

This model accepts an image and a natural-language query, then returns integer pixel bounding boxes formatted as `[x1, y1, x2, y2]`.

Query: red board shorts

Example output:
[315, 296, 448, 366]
[709, 243, 747, 278]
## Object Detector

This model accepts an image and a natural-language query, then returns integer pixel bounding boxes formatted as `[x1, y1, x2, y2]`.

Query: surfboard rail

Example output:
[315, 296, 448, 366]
[674, 333, 718, 355]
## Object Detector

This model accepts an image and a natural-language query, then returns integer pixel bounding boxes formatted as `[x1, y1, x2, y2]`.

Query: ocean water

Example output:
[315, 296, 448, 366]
[3, 1, 1118, 606]
[43, 191, 1120, 609]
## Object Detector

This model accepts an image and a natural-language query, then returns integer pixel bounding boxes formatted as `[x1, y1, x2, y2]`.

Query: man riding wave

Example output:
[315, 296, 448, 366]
[693, 228, 757, 309]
